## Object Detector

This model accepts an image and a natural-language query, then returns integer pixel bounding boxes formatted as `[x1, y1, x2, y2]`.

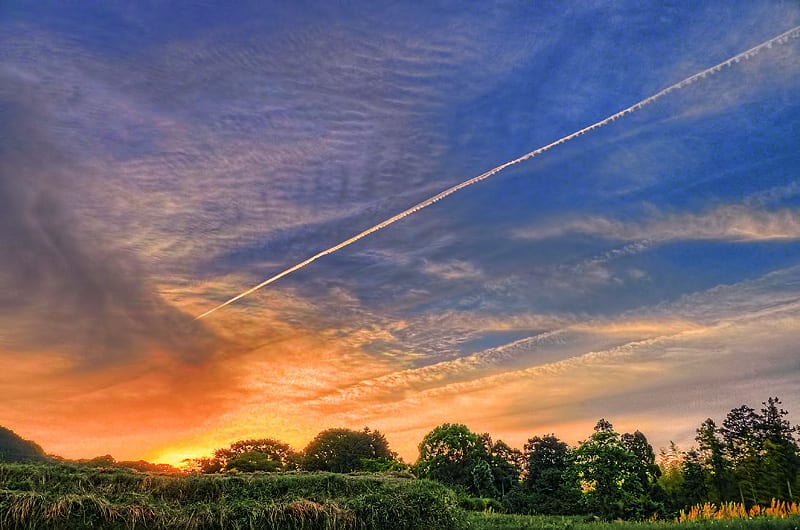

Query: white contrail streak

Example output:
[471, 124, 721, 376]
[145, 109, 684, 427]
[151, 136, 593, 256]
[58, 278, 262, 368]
[196, 25, 800, 320]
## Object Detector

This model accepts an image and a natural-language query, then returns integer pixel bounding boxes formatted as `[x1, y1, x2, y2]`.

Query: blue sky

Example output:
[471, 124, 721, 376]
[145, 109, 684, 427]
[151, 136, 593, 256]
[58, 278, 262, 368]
[1, 1, 799, 463]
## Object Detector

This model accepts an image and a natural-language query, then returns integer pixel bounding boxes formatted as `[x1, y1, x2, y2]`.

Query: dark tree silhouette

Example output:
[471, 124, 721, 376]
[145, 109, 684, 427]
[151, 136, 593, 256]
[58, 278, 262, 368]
[0, 426, 47, 463]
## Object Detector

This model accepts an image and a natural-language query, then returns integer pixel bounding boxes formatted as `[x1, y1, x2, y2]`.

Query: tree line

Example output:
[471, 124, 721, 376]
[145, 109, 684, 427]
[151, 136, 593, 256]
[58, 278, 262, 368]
[187, 397, 798, 519]
[187, 427, 402, 474]
[3, 397, 796, 520]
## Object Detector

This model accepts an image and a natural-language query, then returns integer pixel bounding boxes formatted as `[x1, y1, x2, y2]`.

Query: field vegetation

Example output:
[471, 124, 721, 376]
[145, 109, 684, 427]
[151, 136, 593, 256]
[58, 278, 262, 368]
[1, 396, 798, 528]
[0, 463, 464, 529]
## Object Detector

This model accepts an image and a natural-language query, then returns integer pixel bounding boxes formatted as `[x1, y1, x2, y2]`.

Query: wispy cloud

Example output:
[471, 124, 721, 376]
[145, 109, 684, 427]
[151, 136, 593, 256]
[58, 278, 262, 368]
[421, 260, 483, 281]
[515, 205, 800, 243]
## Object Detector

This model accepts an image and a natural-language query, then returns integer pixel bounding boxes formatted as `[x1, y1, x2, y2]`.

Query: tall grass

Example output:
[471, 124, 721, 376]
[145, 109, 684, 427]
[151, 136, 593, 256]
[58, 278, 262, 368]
[0, 463, 465, 529]
[678, 500, 800, 522]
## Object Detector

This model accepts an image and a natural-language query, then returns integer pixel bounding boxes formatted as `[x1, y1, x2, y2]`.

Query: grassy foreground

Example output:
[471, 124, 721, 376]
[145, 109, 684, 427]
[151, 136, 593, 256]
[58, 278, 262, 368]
[0, 463, 465, 529]
[3, 463, 800, 529]
[467, 514, 800, 530]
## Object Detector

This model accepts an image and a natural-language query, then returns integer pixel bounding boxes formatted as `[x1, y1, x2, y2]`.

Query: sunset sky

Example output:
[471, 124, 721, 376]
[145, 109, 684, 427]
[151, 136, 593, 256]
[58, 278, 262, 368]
[2, 1, 799, 466]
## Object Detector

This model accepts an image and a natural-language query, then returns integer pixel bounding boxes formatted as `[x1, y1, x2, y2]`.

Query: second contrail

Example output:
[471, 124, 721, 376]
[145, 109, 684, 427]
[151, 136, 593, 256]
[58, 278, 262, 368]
[196, 24, 800, 320]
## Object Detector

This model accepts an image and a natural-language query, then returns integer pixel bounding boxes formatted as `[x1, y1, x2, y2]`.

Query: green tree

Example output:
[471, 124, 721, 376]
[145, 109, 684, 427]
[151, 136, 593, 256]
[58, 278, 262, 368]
[680, 449, 709, 508]
[192, 438, 298, 473]
[720, 405, 762, 457]
[622, 430, 666, 515]
[224, 438, 298, 471]
[482, 435, 522, 497]
[691, 398, 799, 505]
[720, 401, 777, 504]
[695, 418, 733, 502]
[568, 419, 647, 520]
[518, 434, 580, 515]
[657, 443, 709, 513]
[225, 452, 281, 472]
[721, 404, 763, 502]
[186, 456, 223, 473]
[759, 397, 795, 443]
[302, 427, 395, 473]
[757, 397, 799, 501]
[472, 459, 497, 498]
[657, 442, 684, 505]
[415, 423, 490, 495]
[622, 431, 660, 485]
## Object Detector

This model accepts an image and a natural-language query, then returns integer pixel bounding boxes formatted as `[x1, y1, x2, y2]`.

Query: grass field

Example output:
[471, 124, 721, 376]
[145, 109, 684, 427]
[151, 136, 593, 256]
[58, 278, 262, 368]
[0, 463, 465, 529]
[467, 513, 800, 530]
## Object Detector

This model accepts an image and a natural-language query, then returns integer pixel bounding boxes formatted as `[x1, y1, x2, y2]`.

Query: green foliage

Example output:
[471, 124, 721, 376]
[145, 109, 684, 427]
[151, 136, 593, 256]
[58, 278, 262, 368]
[515, 434, 580, 515]
[696, 418, 735, 503]
[344, 478, 466, 529]
[191, 438, 298, 473]
[568, 420, 652, 520]
[0, 462, 466, 529]
[87, 454, 117, 467]
[226, 451, 282, 472]
[453, 490, 505, 513]
[466, 512, 584, 529]
[657, 443, 684, 504]
[623, 430, 667, 515]
[680, 450, 709, 509]
[357, 456, 408, 473]
[654, 397, 799, 516]
[486, 438, 523, 497]
[687, 398, 800, 507]
[415, 423, 491, 496]
[758, 398, 800, 501]
[473, 459, 497, 498]
[302, 427, 396, 473]
[187, 428, 403, 476]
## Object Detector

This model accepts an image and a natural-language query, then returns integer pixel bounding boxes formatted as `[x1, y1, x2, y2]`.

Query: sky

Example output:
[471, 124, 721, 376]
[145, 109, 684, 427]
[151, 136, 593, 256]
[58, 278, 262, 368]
[1, 1, 799, 466]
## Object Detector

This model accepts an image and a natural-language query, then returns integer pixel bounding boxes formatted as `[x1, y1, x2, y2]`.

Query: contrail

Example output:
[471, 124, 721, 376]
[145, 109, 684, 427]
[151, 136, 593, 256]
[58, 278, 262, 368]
[196, 25, 800, 320]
